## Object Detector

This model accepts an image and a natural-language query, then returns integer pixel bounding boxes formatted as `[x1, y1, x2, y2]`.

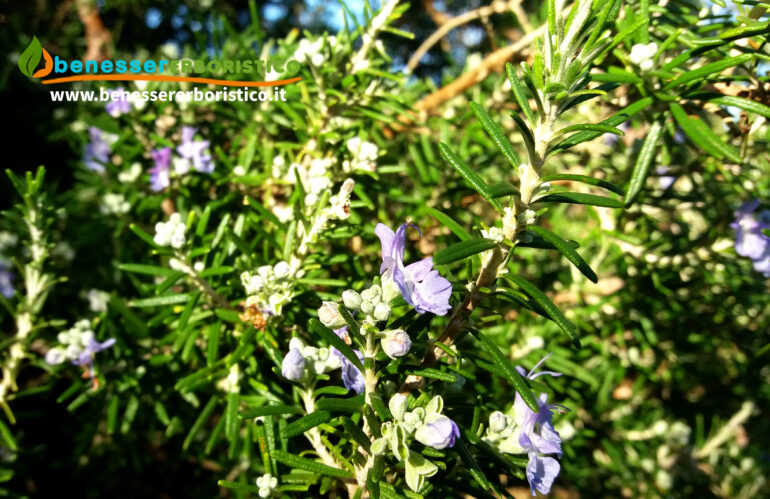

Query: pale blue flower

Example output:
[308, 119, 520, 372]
[76, 337, 116, 367]
[149, 147, 171, 191]
[414, 415, 460, 450]
[281, 348, 306, 381]
[731, 200, 770, 260]
[0, 263, 13, 298]
[514, 354, 567, 496]
[332, 327, 364, 394]
[105, 87, 131, 117]
[177, 126, 214, 173]
[375, 222, 452, 315]
[84, 127, 114, 172]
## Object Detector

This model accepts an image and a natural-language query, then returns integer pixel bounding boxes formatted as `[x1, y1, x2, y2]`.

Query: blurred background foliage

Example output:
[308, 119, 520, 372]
[1, 0, 769, 498]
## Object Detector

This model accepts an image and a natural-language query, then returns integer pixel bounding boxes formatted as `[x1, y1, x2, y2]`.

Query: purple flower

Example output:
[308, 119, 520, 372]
[414, 415, 460, 450]
[149, 147, 172, 191]
[375, 223, 452, 316]
[0, 263, 13, 298]
[281, 348, 306, 381]
[526, 454, 561, 496]
[341, 349, 365, 393]
[177, 126, 214, 174]
[76, 337, 116, 367]
[84, 127, 115, 172]
[752, 248, 770, 277]
[105, 87, 131, 117]
[331, 327, 364, 394]
[731, 200, 770, 260]
[514, 354, 567, 496]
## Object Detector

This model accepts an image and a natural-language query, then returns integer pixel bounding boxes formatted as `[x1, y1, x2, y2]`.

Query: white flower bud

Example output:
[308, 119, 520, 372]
[342, 289, 363, 309]
[489, 411, 507, 433]
[381, 329, 412, 359]
[389, 393, 408, 421]
[273, 261, 290, 279]
[360, 300, 374, 315]
[373, 303, 391, 321]
[318, 301, 346, 328]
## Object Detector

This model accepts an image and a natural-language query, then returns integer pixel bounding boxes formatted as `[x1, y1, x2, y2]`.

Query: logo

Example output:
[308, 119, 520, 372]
[18, 36, 53, 78]
[18, 35, 302, 89]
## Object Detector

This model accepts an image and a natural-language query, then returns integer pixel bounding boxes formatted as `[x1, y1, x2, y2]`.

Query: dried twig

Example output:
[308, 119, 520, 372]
[406, 0, 528, 74]
[76, 0, 111, 61]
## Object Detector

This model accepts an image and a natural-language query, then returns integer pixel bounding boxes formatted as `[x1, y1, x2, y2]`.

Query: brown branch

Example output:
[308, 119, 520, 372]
[76, 0, 111, 61]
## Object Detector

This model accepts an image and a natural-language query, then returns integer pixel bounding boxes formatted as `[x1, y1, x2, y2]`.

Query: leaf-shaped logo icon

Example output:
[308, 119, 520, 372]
[18, 36, 43, 78]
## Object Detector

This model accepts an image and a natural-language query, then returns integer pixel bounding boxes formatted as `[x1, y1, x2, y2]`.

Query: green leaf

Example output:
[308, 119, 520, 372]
[487, 182, 520, 198]
[689, 93, 770, 120]
[527, 226, 597, 283]
[433, 238, 498, 265]
[506, 63, 536, 125]
[552, 97, 653, 152]
[555, 123, 624, 137]
[470, 102, 520, 168]
[240, 404, 303, 419]
[308, 319, 363, 371]
[341, 417, 372, 452]
[271, 449, 354, 479]
[625, 118, 664, 206]
[507, 275, 581, 348]
[183, 396, 219, 451]
[535, 192, 624, 208]
[119, 263, 180, 277]
[281, 411, 334, 438]
[470, 329, 539, 412]
[315, 395, 365, 412]
[517, 233, 579, 250]
[670, 103, 741, 163]
[424, 206, 471, 241]
[130, 293, 191, 308]
[18, 36, 42, 77]
[600, 17, 647, 59]
[225, 392, 240, 440]
[590, 70, 643, 84]
[439, 142, 502, 211]
[218, 481, 264, 493]
[540, 174, 624, 196]
[455, 438, 493, 491]
[664, 54, 753, 90]
[176, 291, 200, 335]
[404, 368, 456, 382]
[129, 223, 159, 247]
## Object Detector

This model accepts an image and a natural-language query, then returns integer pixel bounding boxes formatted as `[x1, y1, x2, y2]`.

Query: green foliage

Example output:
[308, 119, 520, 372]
[1, 0, 769, 497]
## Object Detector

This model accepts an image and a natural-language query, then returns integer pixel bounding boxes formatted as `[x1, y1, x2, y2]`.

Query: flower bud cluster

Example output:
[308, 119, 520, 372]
[280, 337, 343, 382]
[343, 137, 379, 173]
[482, 410, 524, 454]
[100, 192, 131, 215]
[302, 157, 335, 207]
[371, 395, 460, 492]
[153, 213, 186, 248]
[373, 394, 459, 454]
[217, 364, 241, 393]
[255, 473, 278, 498]
[240, 261, 294, 316]
[326, 178, 355, 221]
[294, 35, 340, 67]
[342, 284, 391, 323]
[45, 319, 115, 368]
[481, 226, 505, 243]
[629, 42, 658, 73]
